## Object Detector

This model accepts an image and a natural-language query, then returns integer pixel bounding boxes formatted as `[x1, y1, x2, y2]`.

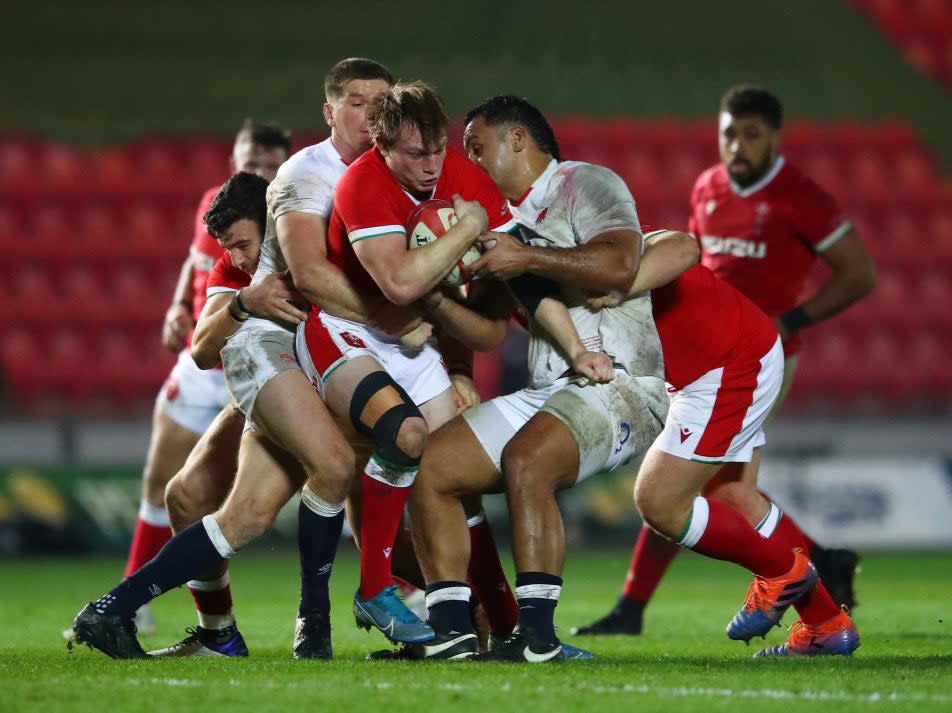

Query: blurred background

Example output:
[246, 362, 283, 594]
[1, 0, 950, 556]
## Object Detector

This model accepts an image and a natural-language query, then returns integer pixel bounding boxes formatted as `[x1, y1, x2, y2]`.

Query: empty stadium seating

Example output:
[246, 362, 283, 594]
[0, 117, 949, 417]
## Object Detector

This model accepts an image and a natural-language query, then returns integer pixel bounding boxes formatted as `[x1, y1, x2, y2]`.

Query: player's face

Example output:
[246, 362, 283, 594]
[216, 218, 262, 275]
[718, 112, 779, 187]
[232, 140, 288, 182]
[463, 117, 515, 188]
[325, 78, 391, 158]
[379, 123, 448, 198]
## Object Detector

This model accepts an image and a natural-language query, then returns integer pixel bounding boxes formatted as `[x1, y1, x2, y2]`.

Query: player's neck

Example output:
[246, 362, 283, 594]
[504, 153, 553, 201]
[330, 134, 365, 165]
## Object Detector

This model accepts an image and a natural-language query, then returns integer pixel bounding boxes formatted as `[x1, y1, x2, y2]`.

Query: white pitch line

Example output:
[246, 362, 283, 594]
[109, 677, 952, 705]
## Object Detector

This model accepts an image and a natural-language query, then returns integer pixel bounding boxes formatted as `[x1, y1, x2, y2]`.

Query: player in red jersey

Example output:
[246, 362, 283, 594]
[296, 80, 521, 646]
[575, 85, 875, 638]
[122, 120, 291, 633]
[586, 228, 859, 657]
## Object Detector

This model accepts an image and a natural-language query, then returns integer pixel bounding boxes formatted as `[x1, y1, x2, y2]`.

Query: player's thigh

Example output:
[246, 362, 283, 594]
[216, 430, 305, 538]
[171, 404, 244, 510]
[502, 411, 580, 491]
[417, 415, 503, 497]
[419, 387, 459, 432]
[635, 446, 722, 520]
[250, 367, 354, 491]
[322, 355, 387, 422]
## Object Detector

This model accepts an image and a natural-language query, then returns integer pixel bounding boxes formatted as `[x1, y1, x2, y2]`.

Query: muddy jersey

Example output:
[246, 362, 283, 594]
[326, 147, 516, 296]
[509, 159, 663, 388]
[690, 157, 850, 319]
[245, 138, 348, 334]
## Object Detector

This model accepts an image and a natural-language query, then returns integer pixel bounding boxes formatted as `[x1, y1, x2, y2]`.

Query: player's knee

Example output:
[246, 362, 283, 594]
[351, 372, 425, 467]
[317, 441, 356, 502]
[165, 471, 214, 526]
[500, 443, 544, 494]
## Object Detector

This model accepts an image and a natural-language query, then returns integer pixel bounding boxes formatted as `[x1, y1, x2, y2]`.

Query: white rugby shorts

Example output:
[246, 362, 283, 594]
[655, 337, 783, 463]
[157, 349, 232, 434]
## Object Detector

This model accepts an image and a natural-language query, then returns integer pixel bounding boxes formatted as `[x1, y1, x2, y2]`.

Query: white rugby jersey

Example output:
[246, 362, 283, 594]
[508, 159, 664, 388]
[243, 138, 348, 334]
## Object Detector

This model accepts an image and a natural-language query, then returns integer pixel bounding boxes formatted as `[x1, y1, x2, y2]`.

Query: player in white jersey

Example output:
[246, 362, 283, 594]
[122, 120, 291, 635]
[70, 58, 417, 660]
[406, 96, 669, 662]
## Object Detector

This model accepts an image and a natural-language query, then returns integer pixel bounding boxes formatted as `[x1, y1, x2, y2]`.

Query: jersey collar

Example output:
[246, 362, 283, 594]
[728, 155, 785, 198]
[509, 158, 559, 225]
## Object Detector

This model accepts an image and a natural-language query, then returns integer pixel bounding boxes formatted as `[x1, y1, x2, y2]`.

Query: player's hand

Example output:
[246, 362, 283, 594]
[449, 372, 481, 412]
[241, 271, 308, 325]
[586, 290, 626, 311]
[161, 302, 193, 352]
[469, 231, 529, 280]
[367, 298, 425, 337]
[400, 321, 434, 348]
[573, 351, 615, 383]
[452, 194, 488, 236]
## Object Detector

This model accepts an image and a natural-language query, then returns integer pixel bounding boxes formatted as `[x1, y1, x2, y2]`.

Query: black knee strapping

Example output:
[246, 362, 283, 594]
[349, 371, 423, 468]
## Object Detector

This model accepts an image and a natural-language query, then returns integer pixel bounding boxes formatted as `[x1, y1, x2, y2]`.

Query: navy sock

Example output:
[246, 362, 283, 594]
[94, 520, 226, 617]
[425, 581, 473, 637]
[515, 571, 563, 645]
[297, 500, 344, 617]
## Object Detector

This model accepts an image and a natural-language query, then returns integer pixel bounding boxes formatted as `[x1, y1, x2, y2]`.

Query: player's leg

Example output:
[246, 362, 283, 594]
[248, 367, 355, 659]
[407, 411, 506, 659]
[149, 404, 245, 657]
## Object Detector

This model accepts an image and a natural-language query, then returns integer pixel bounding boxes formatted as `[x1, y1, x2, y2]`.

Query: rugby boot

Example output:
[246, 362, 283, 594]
[354, 585, 435, 644]
[148, 624, 248, 657]
[71, 603, 149, 659]
[474, 631, 564, 663]
[727, 548, 817, 643]
[367, 631, 479, 660]
[811, 547, 860, 610]
[292, 613, 332, 660]
[755, 608, 860, 657]
[571, 596, 644, 636]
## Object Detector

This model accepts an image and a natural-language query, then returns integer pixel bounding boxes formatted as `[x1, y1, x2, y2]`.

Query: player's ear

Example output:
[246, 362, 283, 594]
[322, 102, 335, 129]
[510, 125, 528, 152]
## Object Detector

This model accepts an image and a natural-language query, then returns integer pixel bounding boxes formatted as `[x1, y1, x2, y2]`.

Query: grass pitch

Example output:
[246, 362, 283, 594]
[1, 548, 949, 713]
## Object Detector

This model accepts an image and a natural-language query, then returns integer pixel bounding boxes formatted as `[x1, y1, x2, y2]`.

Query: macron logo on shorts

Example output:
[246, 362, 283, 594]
[679, 425, 693, 443]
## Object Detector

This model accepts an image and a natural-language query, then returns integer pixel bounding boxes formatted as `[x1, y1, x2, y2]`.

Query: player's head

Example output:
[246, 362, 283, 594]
[718, 85, 783, 187]
[463, 95, 561, 197]
[204, 171, 268, 275]
[232, 119, 292, 181]
[370, 81, 449, 198]
[323, 57, 394, 162]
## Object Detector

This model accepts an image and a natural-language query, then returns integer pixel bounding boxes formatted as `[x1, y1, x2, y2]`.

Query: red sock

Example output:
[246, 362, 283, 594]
[682, 497, 794, 579]
[359, 473, 411, 599]
[466, 516, 518, 635]
[621, 525, 681, 603]
[124, 511, 172, 577]
[759, 491, 817, 551]
[188, 582, 233, 615]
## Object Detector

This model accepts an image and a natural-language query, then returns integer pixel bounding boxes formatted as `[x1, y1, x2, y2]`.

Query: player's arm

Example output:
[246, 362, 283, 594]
[354, 196, 488, 306]
[779, 228, 876, 339]
[191, 273, 308, 370]
[421, 280, 511, 353]
[161, 254, 195, 352]
[434, 327, 480, 412]
[588, 230, 699, 309]
[277, 211, 423, 335]
[471, 229, 639, 294]
[532, 297, 614, 383]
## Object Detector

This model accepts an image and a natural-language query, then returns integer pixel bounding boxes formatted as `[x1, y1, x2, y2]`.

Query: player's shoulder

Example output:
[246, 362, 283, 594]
[274, 139, 340, 184]
[556, 160, 632, 201]
[337, 148, 389, 191]
[692, 163, 726, 194]
[774, 157, 826, 194]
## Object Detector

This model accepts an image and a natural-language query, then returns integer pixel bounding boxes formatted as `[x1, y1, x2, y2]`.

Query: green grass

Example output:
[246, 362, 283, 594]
[1, 549, 950, 713]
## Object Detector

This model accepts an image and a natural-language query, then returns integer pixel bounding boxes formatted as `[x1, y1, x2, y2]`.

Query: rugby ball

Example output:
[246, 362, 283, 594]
[406, 199, 481, 287]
